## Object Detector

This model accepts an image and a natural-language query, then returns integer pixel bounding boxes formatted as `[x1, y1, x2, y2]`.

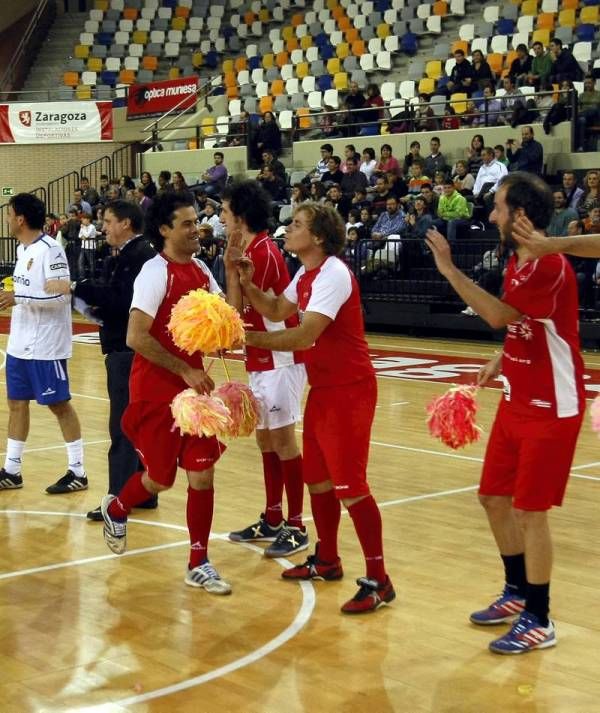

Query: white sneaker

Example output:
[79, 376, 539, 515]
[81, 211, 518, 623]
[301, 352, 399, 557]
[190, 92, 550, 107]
[101, 494, 127, 555]
[185, 562, 232, 595]
[461, 306, 478, 316]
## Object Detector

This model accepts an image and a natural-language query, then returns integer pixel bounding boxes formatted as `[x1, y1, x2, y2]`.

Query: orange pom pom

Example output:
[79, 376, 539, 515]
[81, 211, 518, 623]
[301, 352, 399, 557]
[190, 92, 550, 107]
[214, 381, 260, 437]
[168, 289, 245, 355]
[171, 389, 233, 438]
[426, 385, 481, 450]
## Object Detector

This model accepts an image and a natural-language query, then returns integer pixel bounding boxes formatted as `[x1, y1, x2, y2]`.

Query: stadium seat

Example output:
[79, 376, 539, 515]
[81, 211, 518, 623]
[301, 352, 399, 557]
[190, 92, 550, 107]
[580, 5, 599, 22]
[426, 16, 442, 32]
[418, 77, 435, 94]
[119, 69, 136, 84]
[87, 57, 103, 72]
[450, 92, 468, 113]
[334, 71, 349, 90]
[308, 90, 322, 109]
[425, 60, 443, 79]
[537, 13, 555, 29]
[63, 71, 79, 87]
[531, 28, 551, 44]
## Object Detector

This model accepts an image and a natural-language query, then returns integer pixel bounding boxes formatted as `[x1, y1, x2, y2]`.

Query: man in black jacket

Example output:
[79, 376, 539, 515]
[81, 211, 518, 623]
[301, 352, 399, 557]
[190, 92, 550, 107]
[506, 126, 544, 174]
[549, 38, 583, 83]
[48, 200, 156, 519]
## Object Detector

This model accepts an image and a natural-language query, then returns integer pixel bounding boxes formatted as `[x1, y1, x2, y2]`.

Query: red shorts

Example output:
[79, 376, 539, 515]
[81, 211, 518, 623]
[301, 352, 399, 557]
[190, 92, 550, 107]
[121, 401, 225, 487]
[302, 376, 377, 500]
[480, 402, 583, 511]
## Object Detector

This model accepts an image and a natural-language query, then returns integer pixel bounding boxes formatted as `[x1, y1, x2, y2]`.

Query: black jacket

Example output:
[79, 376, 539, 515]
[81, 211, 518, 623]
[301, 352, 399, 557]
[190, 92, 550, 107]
[73, 235, 156, 354]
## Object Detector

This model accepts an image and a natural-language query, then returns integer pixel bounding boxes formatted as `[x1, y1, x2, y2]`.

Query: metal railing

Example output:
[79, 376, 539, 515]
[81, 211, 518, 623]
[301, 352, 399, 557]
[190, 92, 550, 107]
[48, 170, 80, 218]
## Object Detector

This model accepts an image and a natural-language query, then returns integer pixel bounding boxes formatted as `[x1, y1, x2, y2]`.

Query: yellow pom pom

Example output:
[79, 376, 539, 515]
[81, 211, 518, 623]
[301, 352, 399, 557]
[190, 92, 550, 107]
[168, 289, 245, 355]
[171, 389, 233, 438]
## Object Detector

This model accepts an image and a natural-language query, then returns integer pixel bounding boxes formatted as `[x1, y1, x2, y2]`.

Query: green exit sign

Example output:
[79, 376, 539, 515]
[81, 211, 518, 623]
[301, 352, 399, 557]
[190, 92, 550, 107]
[2, 187, 14, 197]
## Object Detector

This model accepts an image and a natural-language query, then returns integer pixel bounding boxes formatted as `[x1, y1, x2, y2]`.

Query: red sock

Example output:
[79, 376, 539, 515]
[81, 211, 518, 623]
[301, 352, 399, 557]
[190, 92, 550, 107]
[348, 495, 386, 583]
[187, 487, 214, 569]
[310, 489, 341, 563]
[108, 471, 152, 519]
[262, 451, 284, 526]
[281, 455, 304, 529]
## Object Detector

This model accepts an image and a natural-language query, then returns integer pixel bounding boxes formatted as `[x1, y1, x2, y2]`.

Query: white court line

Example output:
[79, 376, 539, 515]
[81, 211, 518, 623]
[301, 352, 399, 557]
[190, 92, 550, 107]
[0, 439, 110, 458]
[572, 461, 600, 471]
[391, 401, 410, 406]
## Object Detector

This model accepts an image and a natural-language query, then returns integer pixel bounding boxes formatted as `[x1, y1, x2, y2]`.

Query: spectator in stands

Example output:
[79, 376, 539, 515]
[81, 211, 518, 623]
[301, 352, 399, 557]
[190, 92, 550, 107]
[415, 97, 437, 131]
[527, 41, 553, 89]
[98, 174, 110, 201]
[563, 171, 584, 210]
[402, 160, 430, 203]
[44, 213, 59, 238]
[452, 159, 475, 195]
[549, 38, 583, 84]
[420, 183, 439, 216]
[55, 213, 69, 247]
[577, 170, 600, 218]
[307, 144, 334, 183]
[99, 184, 120, 211]
[327, 184, 351, 219]
[471, 50, 494, 91]
[134, 185, 152, 214]
[494, 145, 509, 167]
[225, 110, 248, 147]
[351, 187, 372, 212]
[341, 157, 368, 197]
[346, 208, 364, 237]
[441, 105, 461, 130]
[583, 206, 600, 235]
[446, 49, 474, 97]
[343, 82, 367, 133]
[498, 76, 524, 126]
[290, 183, 309, 211]
[369, 177, 393, 214]
[371, 196, 406, 241]
[466, 134, 484, 177]
[508, 44, 533, 86]
[375, 144, 401, 178]
[386, 171, 408, 201]
[576, 76, 600, 151]
[78, 212, 97, 278]
[94, 206, 105, 235]
[317, 105, 343, 139]
[259, 149, 286, 183]
[437, 178, 472, 242]
[199, 201, 225, 239]
[172, 171, 195, 201]
[360, 206, 376, 234]
[360, 83, 384, 134]
[340, 145, 360, 173]
[360, 148, 377, 183]
[321, 155, 344, 186]
[403, 196, 434, 249]
[473, 146, 508, 201]
[506, 126, 544, 174]
[548, 189, 579, 237]
[258, 164, 287, 203]
[252, 111, 282, 165]
[423, 137, 447, 177]
[118, 175, 135, 198]
[69, 188, 92, 217]
[80, 177, 100, 210]
[403, 141, 422, 175]
[433, 170, 446, 196]
[309, 181, 327, 203]
[197, 152, 228, 197]
[124, 188, 136, 203]
[157, 170, 173, 195]
[473, 84, 502, 126]
[63, 209, 81, 277]
[543, 80, 573, 135]
[140, 171, 157, 198]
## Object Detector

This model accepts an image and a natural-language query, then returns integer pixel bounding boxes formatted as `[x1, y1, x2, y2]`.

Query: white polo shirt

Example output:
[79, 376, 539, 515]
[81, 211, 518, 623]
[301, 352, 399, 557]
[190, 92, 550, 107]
[7, 234, 72, 360]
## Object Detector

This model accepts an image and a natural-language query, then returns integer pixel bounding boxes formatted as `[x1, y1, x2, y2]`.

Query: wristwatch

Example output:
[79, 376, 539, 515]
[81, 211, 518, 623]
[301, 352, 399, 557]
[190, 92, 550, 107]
[70, 281, 77, 293]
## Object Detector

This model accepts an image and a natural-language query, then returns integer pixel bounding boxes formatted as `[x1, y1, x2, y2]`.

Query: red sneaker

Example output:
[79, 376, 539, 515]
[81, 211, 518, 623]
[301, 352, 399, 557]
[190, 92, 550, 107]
[341, 576, 395, 614]
[281, 545, 343, 581]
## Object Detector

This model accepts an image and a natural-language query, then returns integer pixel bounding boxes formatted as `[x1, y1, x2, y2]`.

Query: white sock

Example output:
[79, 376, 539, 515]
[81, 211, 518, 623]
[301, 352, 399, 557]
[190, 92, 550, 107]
[66, 439, 85, 478]
[4, 439, 25, 475]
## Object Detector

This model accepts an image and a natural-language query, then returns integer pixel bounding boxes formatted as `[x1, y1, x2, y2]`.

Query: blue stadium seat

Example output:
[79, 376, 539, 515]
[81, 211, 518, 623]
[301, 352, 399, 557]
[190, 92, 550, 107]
[496, 19, 515, 35]
[97, 32, 114, 46]
[101, 70, 117, 86]
[205, 51, 219, 69]
[576, 24, 596, 41]
[317, 74, 333, 91]
[248, 55, 261, 70]
[320, 44, 335, 60]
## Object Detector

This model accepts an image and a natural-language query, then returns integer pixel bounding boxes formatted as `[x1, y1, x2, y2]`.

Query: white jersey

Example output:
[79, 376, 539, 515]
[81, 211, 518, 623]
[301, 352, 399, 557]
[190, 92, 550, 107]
[7, 234, 72, 360]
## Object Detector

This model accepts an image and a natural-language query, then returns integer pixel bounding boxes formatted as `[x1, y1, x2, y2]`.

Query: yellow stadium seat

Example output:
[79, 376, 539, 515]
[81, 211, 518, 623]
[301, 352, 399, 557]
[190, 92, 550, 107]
[326, 57, 341, 74]
[192, 52, 203, 68]
[425, 60, 442, 79]
[557, 8, 576, 25]
[536, 13, 555, 29]
[336, 42, 350, 59]
[296, 107, 312, 129]
[87, 57, 103, 72]
[262, 53, 275, 69]
[168, 67, 180, 80]
[76, 84, 92, 100]
[74, 44, 90, 59]
[418, 77, 435, 94]
[521, 0, 538, 14]
[222, 59, 234, 73]
[63, 71, 79, 87]
[132, 30, 148, 45]
[580, 5, 599, 23]
[259, 95, 274, 113]
[531, 28, 550, 45]
[296, 61, 309, 78]
[282, 26, 295, 41]
[433, 1, 448, 15]
[171, 16, 187, 31]
[327, 0, 339, 9]
[259, 9, 270, 22]
[450, 92, 468, 113]
[376, 23, 391, 38]
[334, 71, 348, 90]
[300, 35, 313, 50]
[94, 0, 108, 9]
[201, 117, 216, 136]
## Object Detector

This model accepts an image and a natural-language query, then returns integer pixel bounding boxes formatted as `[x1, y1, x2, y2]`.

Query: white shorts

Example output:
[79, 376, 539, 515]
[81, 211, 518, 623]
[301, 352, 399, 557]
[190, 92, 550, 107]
[249, 363, 307, 430]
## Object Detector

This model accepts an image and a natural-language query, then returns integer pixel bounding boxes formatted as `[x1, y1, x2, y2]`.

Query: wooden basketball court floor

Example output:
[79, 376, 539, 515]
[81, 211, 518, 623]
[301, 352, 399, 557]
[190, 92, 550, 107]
[1, 327, 599, 713]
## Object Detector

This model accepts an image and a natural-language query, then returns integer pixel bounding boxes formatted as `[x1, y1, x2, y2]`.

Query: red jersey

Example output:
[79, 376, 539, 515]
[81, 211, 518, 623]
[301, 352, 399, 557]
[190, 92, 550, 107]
[243, 231, 304, 372]
[500, 253, 585, 419]
[129, 254, 221, 403]
[283, 255, 374, 387]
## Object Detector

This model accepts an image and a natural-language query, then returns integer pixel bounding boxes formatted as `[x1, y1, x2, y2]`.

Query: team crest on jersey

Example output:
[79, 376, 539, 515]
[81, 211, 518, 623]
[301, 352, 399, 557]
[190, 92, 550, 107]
[19, 111, 32, 127]
[26, 258, 34, 271]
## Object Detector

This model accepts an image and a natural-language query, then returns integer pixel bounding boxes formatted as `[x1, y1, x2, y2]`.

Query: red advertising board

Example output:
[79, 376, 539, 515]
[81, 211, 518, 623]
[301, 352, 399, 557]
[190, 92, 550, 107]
[126, 76, 199, 120]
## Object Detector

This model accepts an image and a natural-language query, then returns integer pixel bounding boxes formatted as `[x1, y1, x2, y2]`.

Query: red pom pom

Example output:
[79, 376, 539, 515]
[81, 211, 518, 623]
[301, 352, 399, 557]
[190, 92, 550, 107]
[426, 385, 481, 450]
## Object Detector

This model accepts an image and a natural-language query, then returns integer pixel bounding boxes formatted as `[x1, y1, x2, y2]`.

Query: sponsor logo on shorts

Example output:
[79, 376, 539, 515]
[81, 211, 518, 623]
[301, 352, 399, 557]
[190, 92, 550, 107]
[195, 457, 212, 463]
[269, 405, 281, 413]
[42, 387, 56, 396]
[49, 262, 68, 271]
[334, 484, 350, 490]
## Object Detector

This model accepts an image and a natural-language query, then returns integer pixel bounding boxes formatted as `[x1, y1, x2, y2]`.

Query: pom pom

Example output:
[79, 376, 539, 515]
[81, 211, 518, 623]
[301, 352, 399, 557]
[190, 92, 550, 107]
[591, 394, 600, 435]
[214, 381, 260, 437]
[426, 385, 481, 450]
[171, 389, 233, 438]
[168, 289, 245, 355]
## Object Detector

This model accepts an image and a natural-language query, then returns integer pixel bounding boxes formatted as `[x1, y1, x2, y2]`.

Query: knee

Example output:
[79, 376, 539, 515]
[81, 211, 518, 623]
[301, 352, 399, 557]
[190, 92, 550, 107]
[513, 508, 546, 531]
[478, 493, 510, 513]
[7, 399, 28, 414]
[187, 467, 215, 490]
[47, 400, 72, 417]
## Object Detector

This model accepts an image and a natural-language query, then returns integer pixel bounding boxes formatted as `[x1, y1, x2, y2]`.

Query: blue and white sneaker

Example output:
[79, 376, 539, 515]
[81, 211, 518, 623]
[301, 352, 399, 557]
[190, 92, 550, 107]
[228, 513, 283, 543]
[470, 585, 526, 625]
[101, 494, 127, 555]
[489, 612, 556, 655]
[264, 524, 309, 558]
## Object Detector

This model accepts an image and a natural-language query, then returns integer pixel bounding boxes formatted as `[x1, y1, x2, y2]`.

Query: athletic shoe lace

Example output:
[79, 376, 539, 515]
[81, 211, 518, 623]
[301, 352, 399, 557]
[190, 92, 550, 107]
[197, 562, 221, 581]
